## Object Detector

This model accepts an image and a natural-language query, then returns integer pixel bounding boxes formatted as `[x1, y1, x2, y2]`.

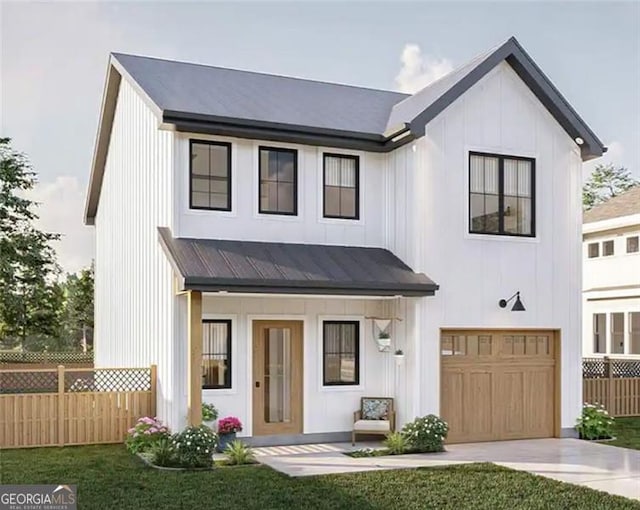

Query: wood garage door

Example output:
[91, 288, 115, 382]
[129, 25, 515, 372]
[441, 330, 557, 444]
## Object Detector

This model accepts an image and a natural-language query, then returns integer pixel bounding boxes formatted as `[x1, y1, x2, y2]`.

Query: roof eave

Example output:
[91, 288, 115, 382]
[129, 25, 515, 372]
[407, 36, 606, 162]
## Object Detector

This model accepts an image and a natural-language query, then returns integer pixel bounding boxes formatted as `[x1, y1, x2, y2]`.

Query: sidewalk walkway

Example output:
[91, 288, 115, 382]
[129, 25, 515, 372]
[254, 438, 640, 501]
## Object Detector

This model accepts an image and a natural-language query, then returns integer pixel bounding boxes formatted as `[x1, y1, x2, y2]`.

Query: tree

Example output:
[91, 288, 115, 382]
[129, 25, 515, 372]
[60, 264, 95, 352]
[583, 163, 639, 210]
[0, 138, 62, 350]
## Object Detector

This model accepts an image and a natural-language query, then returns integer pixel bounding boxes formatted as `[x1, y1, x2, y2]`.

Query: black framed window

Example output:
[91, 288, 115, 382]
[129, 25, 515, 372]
[603, 240, 614, 257]
[202, 319, 231, 389]
[593, 313, 606, 353]
[469, 152, 535, 237]
[323, 154, 359, 219]
[588, 243, 600, 258]
[259, 147, 297, 215]
[190, 140, 232, 211]
[323, 321, 359, 386]
[627, 236, 639, 253]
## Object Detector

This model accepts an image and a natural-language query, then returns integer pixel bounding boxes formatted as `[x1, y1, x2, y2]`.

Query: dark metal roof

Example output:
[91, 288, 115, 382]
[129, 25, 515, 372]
[85, 37, 606, 224]
[112, 53, 408, 138]
[158, 227, 438, 297]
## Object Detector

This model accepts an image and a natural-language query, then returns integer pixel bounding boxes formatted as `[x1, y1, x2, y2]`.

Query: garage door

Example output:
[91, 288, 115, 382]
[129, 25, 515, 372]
[441, 330, 556, 444]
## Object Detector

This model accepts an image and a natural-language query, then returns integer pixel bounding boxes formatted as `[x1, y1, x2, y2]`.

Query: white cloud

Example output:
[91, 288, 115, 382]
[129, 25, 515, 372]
[394, 43, 454, 93]
[26, 176, 94, 275]
[583, 140, 625, 179]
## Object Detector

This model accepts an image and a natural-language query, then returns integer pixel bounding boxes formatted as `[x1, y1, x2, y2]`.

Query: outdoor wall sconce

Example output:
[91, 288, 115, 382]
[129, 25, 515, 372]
[499, 291, 526, 311]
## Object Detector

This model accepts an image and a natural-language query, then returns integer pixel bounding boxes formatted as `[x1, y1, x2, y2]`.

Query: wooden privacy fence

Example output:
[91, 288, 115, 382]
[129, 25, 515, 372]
[583, 357, 640, 417]
[0, 365, 156, 449]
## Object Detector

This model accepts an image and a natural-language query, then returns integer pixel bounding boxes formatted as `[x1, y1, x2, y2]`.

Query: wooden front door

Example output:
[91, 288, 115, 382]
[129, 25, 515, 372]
[441, 330, 557, 443]
[252, 320, 303, 436]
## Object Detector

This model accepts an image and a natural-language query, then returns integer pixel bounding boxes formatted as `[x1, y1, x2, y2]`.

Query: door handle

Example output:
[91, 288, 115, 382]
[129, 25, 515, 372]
[255, 381, 260, 388]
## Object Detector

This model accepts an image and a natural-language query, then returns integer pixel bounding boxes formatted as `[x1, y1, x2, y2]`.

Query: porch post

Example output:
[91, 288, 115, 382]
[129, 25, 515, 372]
[187, 290, 203, 426]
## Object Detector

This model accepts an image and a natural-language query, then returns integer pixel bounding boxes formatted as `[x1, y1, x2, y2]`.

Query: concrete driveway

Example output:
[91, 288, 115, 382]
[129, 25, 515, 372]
[256, 438, 640, 500]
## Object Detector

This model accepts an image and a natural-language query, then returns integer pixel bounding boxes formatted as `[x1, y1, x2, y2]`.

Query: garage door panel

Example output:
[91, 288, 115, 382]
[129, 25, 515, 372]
[441, 330, 556, 444]
[465, 371, 493, 440]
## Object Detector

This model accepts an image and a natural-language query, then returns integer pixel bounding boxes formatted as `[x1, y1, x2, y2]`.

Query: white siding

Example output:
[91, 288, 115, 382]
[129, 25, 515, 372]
[173, 135, 386, 247]
[94, 78, 178, 425]
[390, 62, 584, 431]
[582, 222, 640, 357]
[191, 296, 401, 436]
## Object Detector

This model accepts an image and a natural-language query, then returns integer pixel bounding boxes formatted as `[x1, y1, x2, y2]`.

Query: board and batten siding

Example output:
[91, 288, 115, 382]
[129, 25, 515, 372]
[94, 77, 178, 426]
[173, 134, 387, 248]
[183, 296, 396, 436]
[387, 62, 583, 431]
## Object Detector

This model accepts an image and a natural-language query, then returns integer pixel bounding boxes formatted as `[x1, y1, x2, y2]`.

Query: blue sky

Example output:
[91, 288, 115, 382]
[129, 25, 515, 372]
[2, 1, 638, 272]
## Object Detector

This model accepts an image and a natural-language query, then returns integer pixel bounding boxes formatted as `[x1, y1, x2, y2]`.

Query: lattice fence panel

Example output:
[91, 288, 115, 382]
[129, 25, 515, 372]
[65, 368, 151, 392]
[583, 358, 606, 379]
[0, 351, 93, 365]
[583, 358, 640, 379]
[0, 370, 58, 394]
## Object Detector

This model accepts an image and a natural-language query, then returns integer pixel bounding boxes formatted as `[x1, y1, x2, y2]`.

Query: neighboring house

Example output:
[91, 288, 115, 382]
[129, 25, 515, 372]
[84, 36, 605, 446]
[583, 187, 640, 358]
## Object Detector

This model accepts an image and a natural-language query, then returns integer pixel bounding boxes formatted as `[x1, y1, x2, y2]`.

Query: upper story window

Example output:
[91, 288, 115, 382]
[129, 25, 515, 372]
[190, 140, 231, 211]
[469, 152, 535, 237]
[323, 154, 359, 220]
[588, 242, 600, 258]
[627, 236, 639, 253]
[259, 147, 297, 215]
[603, 240, 614, 256]
[202, 319, 231, 389]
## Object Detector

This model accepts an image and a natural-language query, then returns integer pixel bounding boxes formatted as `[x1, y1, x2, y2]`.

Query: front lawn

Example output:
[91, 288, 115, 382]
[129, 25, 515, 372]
[611, 417, 640, 450]
[1, 445, 638, 509]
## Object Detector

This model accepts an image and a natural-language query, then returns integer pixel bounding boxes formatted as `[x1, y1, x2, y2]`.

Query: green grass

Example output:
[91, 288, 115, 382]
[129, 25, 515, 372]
[611, 417, 640, 450]
[1, 445, 638, 510]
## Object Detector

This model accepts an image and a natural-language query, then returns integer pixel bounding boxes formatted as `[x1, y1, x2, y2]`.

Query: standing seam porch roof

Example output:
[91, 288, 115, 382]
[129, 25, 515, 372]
[158, 227, 438, 297]
[85, 36, 606, 224]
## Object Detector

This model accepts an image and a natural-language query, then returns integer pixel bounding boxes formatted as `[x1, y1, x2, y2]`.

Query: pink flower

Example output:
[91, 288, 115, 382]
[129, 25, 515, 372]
[218, 416, 243, 434]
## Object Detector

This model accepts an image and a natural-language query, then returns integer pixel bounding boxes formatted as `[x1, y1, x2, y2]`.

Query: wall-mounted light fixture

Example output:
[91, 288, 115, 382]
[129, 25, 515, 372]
[499, 291, 525, 311]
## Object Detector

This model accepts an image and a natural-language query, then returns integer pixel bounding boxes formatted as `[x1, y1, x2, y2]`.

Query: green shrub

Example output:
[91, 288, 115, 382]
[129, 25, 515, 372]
[149, 438, 177, 467]
[171, 425, 218, 468]
[224, 440, 255, 465]
[383, 431, 408, 455]
[347, 448, 384, 458]
[125, 417, 171, 454]
[202, 403, 219, 422]
[401, 414, 448, 453]
[576, 403, 615, 440]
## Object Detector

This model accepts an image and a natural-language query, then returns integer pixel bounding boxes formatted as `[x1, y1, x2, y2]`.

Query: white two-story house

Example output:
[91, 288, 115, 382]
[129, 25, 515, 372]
[85, 37, 605, 445]
[583, 187, 640, 358]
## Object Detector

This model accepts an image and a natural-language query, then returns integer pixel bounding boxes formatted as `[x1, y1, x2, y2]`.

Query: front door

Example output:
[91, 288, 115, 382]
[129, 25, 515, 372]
[252, 320, 303, 436]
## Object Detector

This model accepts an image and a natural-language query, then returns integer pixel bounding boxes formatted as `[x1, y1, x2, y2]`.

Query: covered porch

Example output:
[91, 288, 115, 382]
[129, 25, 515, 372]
[158, 227, 438, 442]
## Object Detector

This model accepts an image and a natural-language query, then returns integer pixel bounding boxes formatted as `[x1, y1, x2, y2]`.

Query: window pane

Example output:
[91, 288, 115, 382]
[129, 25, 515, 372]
[210, 145, 229, 177]
[210, 193, 229, 210]
[277, 183, 295, 213]
[484, 157, 499, 194]
[325, 187, 341, 217]
[323, 322, 358, 385]
[611, 313, 624, 354]
[260, 181, 278, 211]
[593, 313, 606, 353]
[202, 320, 230, 389]
[340, 188, 356, 218]
[627, 236, 639, 253]
[588, 243, 599, 258]
[191, 192, 210, 208]
[192, 176, 210, 193]
[630, 312, 640, 355]
[192, 144, 210, 176]
[278, 152, 295, 182]
[603, 240, 614, 256]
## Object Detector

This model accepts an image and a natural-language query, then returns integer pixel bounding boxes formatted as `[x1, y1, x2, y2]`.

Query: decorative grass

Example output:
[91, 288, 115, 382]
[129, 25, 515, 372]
[0, 444, 638, 509]
[610, 417, 640, 450]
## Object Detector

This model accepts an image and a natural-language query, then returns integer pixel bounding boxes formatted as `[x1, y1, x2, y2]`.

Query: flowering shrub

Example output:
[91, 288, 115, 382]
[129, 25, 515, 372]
[401, 414, 448, 453]
[218, 416, 243, 434]
[576, 403, 615, 440]
[125, 417, 170, 454]
[171, 425, 218, 468]
[202, 403, 219, 422]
